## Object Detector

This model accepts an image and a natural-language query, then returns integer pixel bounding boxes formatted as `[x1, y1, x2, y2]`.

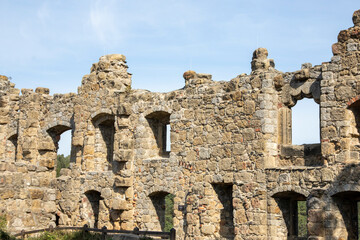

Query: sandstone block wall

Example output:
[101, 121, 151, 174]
[1, 10, 360, 240]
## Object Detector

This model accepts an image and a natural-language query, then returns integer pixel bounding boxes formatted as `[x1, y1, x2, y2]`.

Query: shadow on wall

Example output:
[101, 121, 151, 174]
[149, 191, 174, 232]
[326, 163, 360, 239]
[145, 111, 170, 158]
[83, 190, 103, 228]
[212, 183, 234, 239]
[273, 191, 307, 239]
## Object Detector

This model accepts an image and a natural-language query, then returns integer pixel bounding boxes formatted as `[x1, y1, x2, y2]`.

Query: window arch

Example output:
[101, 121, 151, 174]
[45, 124, 72, 174]
[332, 191, 360, 239]
[82, 190, 103, 228]
[272, 191, 307, 239]
[92, 113, 115, 170]
[292, 98, 320, 145]
[6, 134, 18, 162]
[149, 191, 174, 231]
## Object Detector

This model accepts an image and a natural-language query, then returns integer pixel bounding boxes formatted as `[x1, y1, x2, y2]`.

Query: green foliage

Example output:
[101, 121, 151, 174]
[0, 214, 7, 231]
[27, 230, 112, 240]
[56, 154, 70, 177]
[297, 201, 307, 237]
[0, 215, 16, 240]
[164, 194, 175, 232]
[0, 230, 16, 240]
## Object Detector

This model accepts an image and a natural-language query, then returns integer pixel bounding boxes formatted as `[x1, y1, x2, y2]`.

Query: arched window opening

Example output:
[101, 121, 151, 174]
[6, 134, 18, 162]
[149, 191, 174, 231]
[212, 183, 234, 239]
[348, 101, 360, 160]
[93, 114, 115, 170]
[56, 130, 71, 176]
[273, 191, 307, 239]
[146, 111, 171, 158]
[82, 190, 103, 228]
[45, 125, 71, 174]
[332, 191, 360, 240]
[292, 98, 320, 145]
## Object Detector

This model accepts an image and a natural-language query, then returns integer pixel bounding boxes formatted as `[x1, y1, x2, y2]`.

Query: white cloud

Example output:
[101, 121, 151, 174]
[37, 2, 50, 26]
[89, 0, 122, 46]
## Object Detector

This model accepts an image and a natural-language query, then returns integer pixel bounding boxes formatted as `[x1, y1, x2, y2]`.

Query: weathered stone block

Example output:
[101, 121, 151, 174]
[29, 189, 44, 199]
[114, 176, 133, 187]
[112, 199, 131, 210]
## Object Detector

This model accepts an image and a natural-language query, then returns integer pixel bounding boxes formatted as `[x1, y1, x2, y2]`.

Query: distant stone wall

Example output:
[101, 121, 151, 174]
[1, 9, 360, 240]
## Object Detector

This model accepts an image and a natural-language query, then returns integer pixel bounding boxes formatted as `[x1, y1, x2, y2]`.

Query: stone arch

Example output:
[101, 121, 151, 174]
[143, 106, 172, 118]
[148, 190, 175, 232]
[81, 190, 104, 228]
[148, 186, 175, 197]
[283, 73, 321, 108]
[7, 129, 17, 140]
[44, 120, 72, 135]
[83, 185, 103, 195]
[329, 189, 360, 240]
[6, 131, 18, 162]
[269, 186, 310, 198]
[346, 95, 360, 108]
[270, 190, 308, 239]
[46, 124, 72, 151]
[91, 109, 114, 126]
[40, 120, 72, 170]
[328, 184, 360, 197]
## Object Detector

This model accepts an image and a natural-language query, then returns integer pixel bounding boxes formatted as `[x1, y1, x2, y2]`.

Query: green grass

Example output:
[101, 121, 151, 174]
[29, 231, 114, 240]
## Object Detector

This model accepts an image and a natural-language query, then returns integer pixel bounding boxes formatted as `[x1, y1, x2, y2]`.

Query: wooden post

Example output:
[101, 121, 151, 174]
[133, 226, 139, 235]
[83, 224, 89, 238]
[170, 228, 176, 240]
[102, 226, 107, 240]
[83, 224, 89, 233]
[21, 230, 25, 240]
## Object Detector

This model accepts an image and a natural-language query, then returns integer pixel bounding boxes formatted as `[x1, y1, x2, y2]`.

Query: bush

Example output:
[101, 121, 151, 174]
[0, 215, 16, 240]
[0, 230, 16, 240]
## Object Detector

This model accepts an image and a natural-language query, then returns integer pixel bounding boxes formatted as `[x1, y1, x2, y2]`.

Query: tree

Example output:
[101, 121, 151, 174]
[56, 154, 70, 177]
[164, 194, 174, 232]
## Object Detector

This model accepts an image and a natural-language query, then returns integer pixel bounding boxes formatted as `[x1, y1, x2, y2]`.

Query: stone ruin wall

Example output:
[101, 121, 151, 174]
[1, 9, 360, 240]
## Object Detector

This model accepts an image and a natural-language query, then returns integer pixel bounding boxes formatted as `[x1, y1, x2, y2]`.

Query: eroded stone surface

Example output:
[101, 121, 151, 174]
[1, 9, 360, 240]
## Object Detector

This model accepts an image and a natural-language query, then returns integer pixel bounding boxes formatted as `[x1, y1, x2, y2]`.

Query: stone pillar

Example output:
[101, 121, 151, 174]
[307, 190, 325, 239]
[251, 48, 279, 168]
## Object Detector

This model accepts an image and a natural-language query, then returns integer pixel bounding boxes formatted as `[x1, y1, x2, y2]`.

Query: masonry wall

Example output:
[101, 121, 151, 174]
[1, 9, 360, 240]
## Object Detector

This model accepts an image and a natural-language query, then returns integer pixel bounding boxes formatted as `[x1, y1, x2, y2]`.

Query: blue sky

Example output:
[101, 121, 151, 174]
[1, 1, 358, 155]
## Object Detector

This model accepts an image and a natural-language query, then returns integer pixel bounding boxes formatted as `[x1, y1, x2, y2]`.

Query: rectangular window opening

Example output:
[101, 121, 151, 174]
[166, 124, 171, 152]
